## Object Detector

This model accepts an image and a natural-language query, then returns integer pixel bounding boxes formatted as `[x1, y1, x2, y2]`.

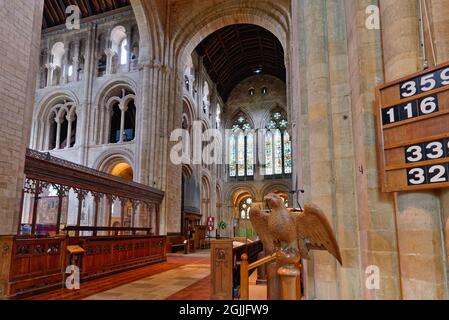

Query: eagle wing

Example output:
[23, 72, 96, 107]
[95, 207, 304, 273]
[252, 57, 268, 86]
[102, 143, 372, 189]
[249, 206, 275, 255]
[291, 203, 342, 265]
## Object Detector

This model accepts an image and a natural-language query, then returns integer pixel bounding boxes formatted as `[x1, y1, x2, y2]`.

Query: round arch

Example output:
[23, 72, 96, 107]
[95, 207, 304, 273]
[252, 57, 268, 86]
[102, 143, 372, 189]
[225, 183, 258, 205]
[261, 182, 290, 197]
[173, 2, 290, 70]
[182, 164, 193, 177]
[201, 174, 212, 218]
[94, 149, 135, 175]
[130, 0, 164, 63]
[182, 96, 197, 124]
[94, 77, 138, 107]
[32, 91, 80, 150]
[35, 90, 79, 121]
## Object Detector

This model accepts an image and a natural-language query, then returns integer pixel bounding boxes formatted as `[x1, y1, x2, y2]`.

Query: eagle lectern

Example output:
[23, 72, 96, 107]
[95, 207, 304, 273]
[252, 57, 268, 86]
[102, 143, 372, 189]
[250, 193, 343, 300]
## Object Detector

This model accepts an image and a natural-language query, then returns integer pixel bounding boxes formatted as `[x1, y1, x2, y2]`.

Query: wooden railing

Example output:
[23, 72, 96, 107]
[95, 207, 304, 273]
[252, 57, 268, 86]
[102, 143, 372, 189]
[6, 234, 166, 298]
[239, 253, 276, 300]
[240, 252, 303, 300]
[64, 226, 153, 236]
[210, 239, 263, 300]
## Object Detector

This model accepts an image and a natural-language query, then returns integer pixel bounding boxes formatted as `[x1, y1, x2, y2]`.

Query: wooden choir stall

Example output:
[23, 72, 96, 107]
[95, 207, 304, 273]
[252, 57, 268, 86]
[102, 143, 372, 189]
[4, 149, 166, 298]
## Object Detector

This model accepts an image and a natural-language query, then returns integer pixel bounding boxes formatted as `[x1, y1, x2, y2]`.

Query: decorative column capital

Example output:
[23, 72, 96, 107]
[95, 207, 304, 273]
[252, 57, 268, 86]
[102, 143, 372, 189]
[45, 63, 56, 71]
[54, 116, 64, 125]
[104, 48, 116, 57]
[118, 101, 128, 112]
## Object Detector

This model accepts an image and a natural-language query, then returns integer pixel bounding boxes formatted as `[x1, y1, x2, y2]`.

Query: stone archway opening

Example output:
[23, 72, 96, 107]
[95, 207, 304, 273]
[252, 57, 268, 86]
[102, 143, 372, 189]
[111, 162, 134, 181]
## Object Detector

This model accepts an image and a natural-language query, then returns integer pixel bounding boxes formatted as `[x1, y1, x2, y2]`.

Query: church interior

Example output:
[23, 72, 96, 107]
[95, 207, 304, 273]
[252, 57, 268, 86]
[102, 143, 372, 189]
[2, 0, 449, 301]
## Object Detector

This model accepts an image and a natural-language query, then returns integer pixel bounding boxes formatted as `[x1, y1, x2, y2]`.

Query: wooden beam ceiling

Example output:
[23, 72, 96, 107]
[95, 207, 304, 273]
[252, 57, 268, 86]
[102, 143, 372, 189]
[196, 24, 286, 102]
[42, 0, 131, 29]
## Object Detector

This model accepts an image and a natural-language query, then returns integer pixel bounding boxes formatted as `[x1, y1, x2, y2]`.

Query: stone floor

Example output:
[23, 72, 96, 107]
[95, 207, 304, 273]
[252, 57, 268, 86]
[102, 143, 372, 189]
[25, 250, 268, 300]
[85, 263, 210, 300]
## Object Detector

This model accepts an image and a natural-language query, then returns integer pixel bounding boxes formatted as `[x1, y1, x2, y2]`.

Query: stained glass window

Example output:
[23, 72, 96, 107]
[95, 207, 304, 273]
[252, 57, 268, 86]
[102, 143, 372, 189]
[264, 111, 292, 175]
[238, 132, 245, 177]
[240, 197, 253, 219]
[274, 129, 283, 174]
[246, 133, 254, 176]
[229, 135, 236, 177]
[265, 132, 273, 176]
[228, 113, 254, 177]
[284, 132, 292, 174]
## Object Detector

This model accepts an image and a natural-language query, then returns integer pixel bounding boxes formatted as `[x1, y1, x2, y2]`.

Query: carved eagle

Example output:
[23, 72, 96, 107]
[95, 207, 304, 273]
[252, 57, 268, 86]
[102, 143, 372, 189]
[249, 193, 342, 265]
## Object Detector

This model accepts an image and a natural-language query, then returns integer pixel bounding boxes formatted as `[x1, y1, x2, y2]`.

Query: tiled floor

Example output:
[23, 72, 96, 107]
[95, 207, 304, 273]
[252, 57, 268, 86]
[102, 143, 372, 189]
[24, 250, 268, 300]
[26, 253, 210, 300]
[86, 263, 210, 300]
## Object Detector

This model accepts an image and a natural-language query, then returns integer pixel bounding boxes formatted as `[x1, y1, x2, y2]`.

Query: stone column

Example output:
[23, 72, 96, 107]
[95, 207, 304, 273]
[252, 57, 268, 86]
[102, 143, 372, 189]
[0, 0, 44, 298]
[45, 63, 55, 87]
[43, 119, 52, 150]
[79, 23, 96, 165]
[104, 107, 112, 144]
[105, 49, 115, 75]
[65, 114, 74, 149]
[302, 0, 338, 299]
[54, 117, 62, 150]
[345, 0, 401, 300]
[429, 0, 449, 295]
[62, 49, 69, 84]
[134, 60, 184, 235]
[429, 0, 449, 64]
[324, 0, 361, 300]
[126, 32, 132, 72]
[72, 41, 80, 82]
[380, 0, 448, 299]
[118, 100, 128, 144]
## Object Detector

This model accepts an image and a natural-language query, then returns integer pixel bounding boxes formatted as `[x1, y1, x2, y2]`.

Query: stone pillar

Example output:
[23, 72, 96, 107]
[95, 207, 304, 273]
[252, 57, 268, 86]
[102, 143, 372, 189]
[325, 0, 361, 300]
[429, 0, 449, 293]
[43, 119, 51, 151]
[104, 107, 112, 144]
[119, 101, 127, 143]
[302, 0, 338, 299]
[134, 60, 183, 235]
[345, 0, 401, 300]
[0, 0, 44, 298]
[45, 63, 55, 87]
[105, 49, 115, 75]
[54, 117, 62, 150]
[380, 0, 448, 299]
[62, 49, 69, 84]
[429, 0, 449, 64]
[65, 114, 74, 149]
[126, 32, 132, 72]
[79, 23, 96, 165]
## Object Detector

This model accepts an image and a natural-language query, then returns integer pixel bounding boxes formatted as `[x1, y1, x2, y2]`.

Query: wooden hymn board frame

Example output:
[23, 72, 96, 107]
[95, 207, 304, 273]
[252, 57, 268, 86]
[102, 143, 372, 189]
[376, 61, 449, 193]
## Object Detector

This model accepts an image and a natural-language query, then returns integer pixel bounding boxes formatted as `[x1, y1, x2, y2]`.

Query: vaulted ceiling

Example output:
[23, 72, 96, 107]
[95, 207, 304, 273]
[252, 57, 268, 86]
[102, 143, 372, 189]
[42, 0, 131, 29]
[195, 24, 286, 102]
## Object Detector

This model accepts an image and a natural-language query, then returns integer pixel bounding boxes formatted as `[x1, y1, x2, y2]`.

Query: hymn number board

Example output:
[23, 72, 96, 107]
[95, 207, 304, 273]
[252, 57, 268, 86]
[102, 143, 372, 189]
[376, 62, 449, 192]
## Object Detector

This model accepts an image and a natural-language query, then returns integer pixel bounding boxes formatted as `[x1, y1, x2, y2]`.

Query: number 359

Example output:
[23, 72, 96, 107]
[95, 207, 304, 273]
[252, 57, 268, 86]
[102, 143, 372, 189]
[400, 67, 449, 99]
